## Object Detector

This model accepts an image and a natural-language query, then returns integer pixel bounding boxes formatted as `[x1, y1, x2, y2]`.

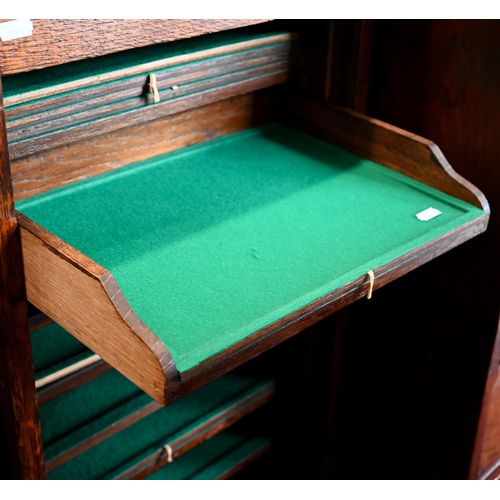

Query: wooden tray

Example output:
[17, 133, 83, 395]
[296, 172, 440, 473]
[16, 99, 489, 405]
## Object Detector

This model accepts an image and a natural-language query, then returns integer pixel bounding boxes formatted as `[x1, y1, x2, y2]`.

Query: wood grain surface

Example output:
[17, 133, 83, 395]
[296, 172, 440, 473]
[8, 65, 293, 160]
[5, 40, 295, 124]
[0, 83, 45, 478]
[0, 20, 271, 76]
[11, 90, 278, 200]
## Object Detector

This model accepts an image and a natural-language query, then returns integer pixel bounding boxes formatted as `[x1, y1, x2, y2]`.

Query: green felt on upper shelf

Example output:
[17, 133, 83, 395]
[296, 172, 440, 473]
[17, 124, 485, 374]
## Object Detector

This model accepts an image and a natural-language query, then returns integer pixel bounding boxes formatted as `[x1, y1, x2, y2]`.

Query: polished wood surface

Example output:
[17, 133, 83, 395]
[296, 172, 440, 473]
[0, 20, 270, 76]
[11, 90, 278, 200]
[0, 83, 45, 479]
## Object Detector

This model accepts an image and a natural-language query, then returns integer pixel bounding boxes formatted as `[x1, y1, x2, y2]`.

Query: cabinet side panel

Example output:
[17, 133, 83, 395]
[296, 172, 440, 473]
[0, 81, 45, 479]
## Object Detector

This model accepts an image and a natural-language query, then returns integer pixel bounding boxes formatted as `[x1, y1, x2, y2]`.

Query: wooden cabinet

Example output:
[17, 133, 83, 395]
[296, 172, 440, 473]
[0, 19, 496, 479]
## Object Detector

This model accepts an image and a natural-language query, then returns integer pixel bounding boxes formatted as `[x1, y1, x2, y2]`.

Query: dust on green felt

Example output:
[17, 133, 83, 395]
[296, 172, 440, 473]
[18, 124, 485, 373]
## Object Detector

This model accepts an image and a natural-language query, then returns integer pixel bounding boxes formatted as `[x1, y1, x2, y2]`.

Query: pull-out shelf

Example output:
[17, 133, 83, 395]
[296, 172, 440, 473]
[16, 97, 489, 405]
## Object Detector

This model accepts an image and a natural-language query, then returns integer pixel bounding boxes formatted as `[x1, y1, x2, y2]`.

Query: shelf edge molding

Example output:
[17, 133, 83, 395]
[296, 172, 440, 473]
[17, 212, 178, 405]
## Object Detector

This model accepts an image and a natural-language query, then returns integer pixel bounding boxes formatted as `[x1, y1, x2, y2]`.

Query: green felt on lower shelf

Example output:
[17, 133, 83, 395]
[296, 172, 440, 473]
[46, 372, 271, 479]
[17, 124, 485, 374]
[40, 368, 142, 448]
[31, 322, 90, 375]
[146, 432, 271, 480]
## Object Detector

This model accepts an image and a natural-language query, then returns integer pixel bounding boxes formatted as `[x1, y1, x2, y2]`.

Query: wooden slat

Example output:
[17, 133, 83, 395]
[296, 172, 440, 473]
[7, 57, 293, 144]
[0, 20, 271, 76]
[8, 66, 293, 160]
[215, 442, 271, 480]
[5, 40, 296, 124]
[28, 311, 51, 332]
[4, 33, 296, 109]
[11, 90, 278, 200]
[470, 317, 500, 479]
[113, 382, 275, 480]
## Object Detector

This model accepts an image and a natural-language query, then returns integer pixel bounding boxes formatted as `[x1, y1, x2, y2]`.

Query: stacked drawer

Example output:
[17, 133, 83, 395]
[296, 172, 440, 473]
[32, 320, 274, 480]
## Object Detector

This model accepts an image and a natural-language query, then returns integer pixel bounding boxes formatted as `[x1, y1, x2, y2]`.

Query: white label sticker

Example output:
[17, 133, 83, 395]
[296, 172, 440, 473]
[0, 19, 33, 42]
[416, 207, 442, 221]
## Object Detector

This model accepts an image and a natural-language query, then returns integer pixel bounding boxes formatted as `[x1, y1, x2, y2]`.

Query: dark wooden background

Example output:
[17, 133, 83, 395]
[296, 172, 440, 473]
[241, 19, 500, 479]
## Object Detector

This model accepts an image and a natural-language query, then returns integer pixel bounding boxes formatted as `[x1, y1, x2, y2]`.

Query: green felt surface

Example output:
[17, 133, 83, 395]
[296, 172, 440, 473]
[40, 368, 141, 448]
[31, 322, 89, 375]
[3, 29, 287, 102]
[146, 432, 270, 480]
[46, 373, 269, 479]
[17, 124, 485, 374]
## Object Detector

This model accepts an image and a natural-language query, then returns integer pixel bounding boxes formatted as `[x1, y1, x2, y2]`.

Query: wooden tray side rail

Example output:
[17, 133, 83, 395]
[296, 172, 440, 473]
[281, 94, 490, 212]
[18, 213, 178, 405]
[16, 95, 489, 406]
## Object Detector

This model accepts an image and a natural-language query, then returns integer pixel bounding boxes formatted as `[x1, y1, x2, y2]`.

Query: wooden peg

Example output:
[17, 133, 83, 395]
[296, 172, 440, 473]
[164, 443, 173, 463]
[148, 74, 160, 103]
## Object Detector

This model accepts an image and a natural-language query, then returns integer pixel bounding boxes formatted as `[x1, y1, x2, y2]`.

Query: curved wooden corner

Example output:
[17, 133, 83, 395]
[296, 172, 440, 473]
[16, 212, 177, 405]
[282, 94, 489, 211]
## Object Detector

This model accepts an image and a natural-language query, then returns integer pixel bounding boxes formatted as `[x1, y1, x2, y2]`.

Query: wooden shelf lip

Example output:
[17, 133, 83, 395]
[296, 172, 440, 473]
[16, 99, 489, 406]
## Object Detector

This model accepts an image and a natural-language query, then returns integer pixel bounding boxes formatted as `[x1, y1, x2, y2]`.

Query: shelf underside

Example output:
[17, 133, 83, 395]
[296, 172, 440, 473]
[17, 122, 486, 385]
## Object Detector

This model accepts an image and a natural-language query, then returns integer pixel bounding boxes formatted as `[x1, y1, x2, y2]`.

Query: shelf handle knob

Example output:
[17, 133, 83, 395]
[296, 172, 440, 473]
[163, 443, 174, 463]
[367, 270, 375, 299]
